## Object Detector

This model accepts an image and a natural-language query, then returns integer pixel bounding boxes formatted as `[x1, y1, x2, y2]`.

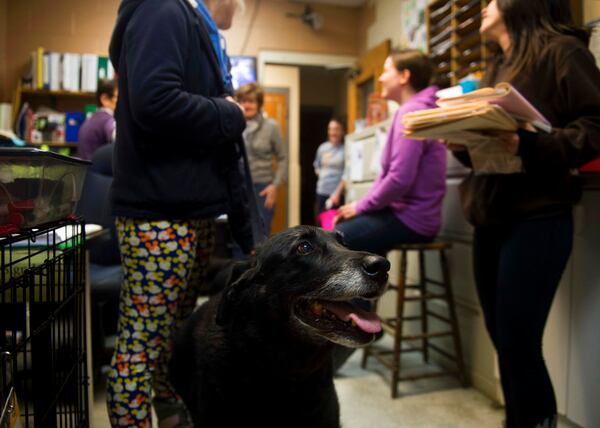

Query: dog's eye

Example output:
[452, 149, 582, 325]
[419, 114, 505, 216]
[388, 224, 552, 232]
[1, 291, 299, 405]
[297, 241, 314, 255]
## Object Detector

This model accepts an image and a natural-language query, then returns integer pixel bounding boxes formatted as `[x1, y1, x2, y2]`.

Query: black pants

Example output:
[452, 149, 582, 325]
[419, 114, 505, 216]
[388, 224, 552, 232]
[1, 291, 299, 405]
[473, 212, 573, 428]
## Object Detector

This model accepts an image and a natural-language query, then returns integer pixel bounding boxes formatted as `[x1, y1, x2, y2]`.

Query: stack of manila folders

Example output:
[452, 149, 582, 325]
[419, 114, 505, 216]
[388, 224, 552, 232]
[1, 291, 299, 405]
[402, 82, 551, 147]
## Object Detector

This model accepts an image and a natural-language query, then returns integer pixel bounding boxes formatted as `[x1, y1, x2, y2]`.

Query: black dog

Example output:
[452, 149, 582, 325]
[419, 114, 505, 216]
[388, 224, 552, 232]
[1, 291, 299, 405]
[169, 226, 390, 428]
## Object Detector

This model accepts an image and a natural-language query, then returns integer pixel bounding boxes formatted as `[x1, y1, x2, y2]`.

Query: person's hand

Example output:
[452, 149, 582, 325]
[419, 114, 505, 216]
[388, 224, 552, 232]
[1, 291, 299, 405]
[333, 202, 358, 226]
[439, 139, 468, 152]
[489, 131, 520, 155]
[328, 193, 341, 208]
[260, 184, 277, 210]
[225, 96, 245, 115]
[446, 143, 468, 152]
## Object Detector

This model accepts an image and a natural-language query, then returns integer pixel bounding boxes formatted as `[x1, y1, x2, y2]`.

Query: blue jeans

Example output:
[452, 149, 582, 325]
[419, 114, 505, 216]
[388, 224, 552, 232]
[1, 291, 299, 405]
[254, 182, 274, 237]
[334, 208, 432, 255]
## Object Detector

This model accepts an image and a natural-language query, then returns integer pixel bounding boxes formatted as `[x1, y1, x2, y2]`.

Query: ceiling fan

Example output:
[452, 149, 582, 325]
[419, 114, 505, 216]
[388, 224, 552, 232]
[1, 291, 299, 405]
[286, 4, 325, 31]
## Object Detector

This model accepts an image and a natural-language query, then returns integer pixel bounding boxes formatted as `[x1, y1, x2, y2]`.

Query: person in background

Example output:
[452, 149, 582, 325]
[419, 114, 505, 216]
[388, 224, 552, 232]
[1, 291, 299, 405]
[236, 82, 287, 236]
[106, 0, 251, 427]
[331, 49, 446, 372]
[334, 49, 446, 254]
[449, 1, 600, 426]
[313, 118, 345, 222]
[76, 78, 117, 161]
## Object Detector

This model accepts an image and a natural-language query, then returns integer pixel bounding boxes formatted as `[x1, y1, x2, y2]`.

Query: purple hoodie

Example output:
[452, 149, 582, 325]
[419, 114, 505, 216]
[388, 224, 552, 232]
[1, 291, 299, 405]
[76, 109, 115, 161]
[356, 86, 447, 237]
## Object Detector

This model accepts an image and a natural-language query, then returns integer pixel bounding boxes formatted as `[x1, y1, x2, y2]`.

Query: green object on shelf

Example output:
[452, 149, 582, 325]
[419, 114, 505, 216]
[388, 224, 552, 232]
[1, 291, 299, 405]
[84, 104, 97, 119]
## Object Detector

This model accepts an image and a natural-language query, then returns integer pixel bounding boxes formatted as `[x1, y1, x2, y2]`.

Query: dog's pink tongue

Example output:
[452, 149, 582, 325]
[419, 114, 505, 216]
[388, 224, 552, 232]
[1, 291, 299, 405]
[323, 302, 382, 334]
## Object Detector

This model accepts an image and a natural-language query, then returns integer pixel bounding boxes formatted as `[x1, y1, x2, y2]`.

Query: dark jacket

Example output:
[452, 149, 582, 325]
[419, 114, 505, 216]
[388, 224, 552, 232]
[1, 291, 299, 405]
[455, 35, 600, 225]
[109, 0, 254, 251]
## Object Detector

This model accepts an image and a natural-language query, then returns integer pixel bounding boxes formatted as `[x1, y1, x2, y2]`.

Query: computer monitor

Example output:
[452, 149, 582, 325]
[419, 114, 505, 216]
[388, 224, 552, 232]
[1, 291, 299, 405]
[230, 56, 257, 90]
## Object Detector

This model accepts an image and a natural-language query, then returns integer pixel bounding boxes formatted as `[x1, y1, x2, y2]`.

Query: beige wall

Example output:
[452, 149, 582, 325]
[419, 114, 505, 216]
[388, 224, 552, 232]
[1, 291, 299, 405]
[1, 0, 361, 104]
[0, 0, 9, 102]
[584, 0, 600, 22]
[360, 0, 404, 53]
[223, 0, 361, 56]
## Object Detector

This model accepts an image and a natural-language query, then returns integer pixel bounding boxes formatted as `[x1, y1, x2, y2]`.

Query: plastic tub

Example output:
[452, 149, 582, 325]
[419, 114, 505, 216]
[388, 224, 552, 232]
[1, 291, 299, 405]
[0, 148, 90, 234]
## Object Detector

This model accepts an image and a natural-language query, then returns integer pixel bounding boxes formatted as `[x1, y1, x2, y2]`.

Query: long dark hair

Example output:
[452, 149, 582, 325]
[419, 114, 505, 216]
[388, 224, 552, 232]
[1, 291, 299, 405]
[492, 0, 589, 81]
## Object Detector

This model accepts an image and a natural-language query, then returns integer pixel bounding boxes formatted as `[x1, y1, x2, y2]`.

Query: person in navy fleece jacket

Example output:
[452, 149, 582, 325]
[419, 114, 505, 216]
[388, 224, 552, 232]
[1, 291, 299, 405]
[106, 1, 250, 427]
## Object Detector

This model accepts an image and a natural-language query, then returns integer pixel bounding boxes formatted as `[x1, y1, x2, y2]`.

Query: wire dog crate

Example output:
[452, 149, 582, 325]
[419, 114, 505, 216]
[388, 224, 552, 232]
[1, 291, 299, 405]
[0, 219, 88, 428]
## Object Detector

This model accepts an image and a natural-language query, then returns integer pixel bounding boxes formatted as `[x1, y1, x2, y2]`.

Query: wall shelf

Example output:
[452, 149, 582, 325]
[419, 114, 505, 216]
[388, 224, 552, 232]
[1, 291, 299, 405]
[19, 89, 95, 98]
[426, 0, 489, 87]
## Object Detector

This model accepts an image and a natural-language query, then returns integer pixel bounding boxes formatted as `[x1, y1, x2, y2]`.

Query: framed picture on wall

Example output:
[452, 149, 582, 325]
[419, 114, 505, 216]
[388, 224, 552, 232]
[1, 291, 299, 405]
[230, 56, 257, 90]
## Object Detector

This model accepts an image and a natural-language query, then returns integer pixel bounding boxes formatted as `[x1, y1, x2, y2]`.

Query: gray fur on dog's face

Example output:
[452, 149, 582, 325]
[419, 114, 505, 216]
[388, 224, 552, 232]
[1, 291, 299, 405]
[217, 226, 390, 347]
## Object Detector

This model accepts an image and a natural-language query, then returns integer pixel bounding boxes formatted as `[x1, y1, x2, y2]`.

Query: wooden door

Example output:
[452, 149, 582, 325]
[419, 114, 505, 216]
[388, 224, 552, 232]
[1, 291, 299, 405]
[347, 39, 391, 133]
[263, 88, 289, 235]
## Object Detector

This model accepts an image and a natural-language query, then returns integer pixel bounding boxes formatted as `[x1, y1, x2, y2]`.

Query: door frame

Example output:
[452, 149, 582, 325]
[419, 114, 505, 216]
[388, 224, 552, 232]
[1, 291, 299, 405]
[263, 86, 290, 234]
[258, 51, 358, 227]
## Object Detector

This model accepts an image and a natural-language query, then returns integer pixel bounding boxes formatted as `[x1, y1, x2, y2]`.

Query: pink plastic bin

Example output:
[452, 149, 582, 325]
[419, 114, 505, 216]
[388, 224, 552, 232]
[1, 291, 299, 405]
[318, 209, 337, 231]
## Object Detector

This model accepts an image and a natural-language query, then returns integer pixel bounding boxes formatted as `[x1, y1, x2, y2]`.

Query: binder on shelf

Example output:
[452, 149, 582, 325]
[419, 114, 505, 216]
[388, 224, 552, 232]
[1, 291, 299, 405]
[98, 56, 109, 80]
[97, 56, 115, 81]
[81, 54, 99, 92]
[42, 52, 50, 90]
[61, 53, 82, 92]
[36, 47, 44, 90]
[72, 53, 82, 92]
[49, 52, 61, 91]
[15, 102, 30, 139]
[65, 112, 86, 143]
[84, 104, 97, 119]
[0, 103, 12, 131]
[61, 53, 71, 91]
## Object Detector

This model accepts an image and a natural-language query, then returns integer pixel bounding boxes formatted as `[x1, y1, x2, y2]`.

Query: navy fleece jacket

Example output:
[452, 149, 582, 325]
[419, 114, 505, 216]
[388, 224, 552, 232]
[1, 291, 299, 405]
[109, 0, 253, 251]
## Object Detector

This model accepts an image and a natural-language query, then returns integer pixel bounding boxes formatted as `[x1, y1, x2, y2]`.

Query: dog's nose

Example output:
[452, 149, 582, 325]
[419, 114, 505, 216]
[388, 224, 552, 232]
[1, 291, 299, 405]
[362, 255, 390, 276]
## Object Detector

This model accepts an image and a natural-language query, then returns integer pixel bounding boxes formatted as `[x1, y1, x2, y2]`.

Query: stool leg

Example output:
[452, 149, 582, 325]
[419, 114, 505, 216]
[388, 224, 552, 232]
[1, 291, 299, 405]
[361, 297, 380, 369]
[392, 250, 407, 398]
[440, 249, 468, 387]
[418, 249, 429, 363]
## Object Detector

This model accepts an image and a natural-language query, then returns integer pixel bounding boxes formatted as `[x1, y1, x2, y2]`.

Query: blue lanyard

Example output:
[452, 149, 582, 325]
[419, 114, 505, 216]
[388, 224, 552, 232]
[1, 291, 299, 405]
[195, 1, 233, 92]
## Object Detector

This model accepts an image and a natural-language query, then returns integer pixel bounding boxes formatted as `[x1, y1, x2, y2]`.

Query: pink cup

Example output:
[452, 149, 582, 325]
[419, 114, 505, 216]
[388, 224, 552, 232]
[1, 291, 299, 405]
[318, 209, 337, 231]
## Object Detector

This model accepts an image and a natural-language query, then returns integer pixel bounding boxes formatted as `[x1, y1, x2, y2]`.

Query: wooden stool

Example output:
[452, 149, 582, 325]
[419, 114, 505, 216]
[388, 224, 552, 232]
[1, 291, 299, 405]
[361, 241, 468, 398]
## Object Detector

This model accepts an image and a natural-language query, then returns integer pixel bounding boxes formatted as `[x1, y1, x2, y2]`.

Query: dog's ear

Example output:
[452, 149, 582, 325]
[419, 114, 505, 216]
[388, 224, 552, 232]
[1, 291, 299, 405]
[216, 262, 257, 326]
[226, 260, 252, 286]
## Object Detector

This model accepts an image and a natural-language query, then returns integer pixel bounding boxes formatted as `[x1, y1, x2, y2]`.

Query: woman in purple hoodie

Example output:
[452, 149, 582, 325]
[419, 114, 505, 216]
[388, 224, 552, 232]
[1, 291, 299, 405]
[335, 49, 446, 254]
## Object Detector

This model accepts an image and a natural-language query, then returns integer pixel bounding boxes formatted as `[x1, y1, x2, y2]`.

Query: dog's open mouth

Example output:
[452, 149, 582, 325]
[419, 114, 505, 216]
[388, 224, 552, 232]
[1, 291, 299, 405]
[294, 299, 381, 346]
